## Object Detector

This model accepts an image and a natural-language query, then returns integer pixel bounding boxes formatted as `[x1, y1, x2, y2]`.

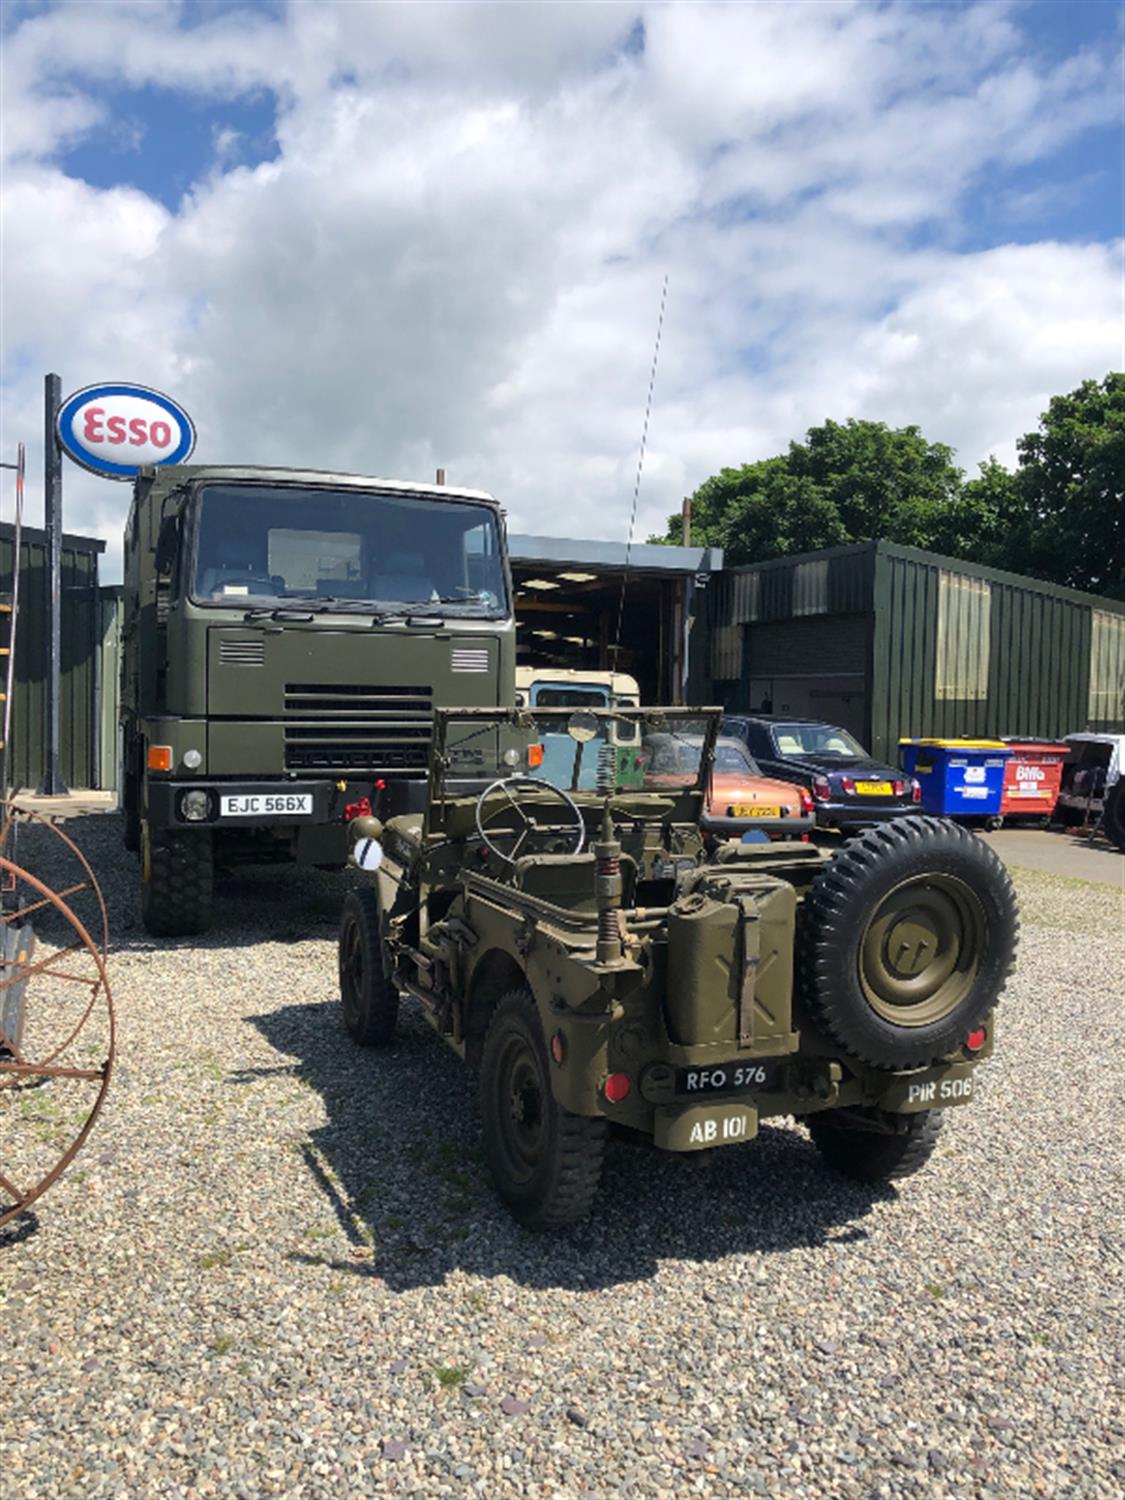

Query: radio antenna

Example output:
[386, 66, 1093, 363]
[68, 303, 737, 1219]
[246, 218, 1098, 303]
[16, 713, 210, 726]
[612, 273, 668, 665]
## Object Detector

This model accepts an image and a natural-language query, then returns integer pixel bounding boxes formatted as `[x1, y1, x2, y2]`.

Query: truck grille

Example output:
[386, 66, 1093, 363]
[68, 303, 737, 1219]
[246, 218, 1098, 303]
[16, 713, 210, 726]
[282, 683, 433, 775]
[219, 638, 265, 666]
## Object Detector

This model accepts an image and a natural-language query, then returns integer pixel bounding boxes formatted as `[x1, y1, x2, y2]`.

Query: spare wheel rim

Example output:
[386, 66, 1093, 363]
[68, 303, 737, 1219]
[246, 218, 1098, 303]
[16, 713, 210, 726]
[858, 873, 986, 1027]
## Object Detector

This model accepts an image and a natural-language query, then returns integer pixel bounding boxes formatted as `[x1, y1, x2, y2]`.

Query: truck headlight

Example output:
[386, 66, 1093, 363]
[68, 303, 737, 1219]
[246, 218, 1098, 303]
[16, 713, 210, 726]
[182, 748, 203, 770]
[179, 789, 213, 822]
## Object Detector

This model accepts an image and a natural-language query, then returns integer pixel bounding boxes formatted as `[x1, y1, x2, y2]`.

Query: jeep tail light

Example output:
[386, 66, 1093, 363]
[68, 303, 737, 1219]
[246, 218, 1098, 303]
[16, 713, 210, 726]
[147, 744, 172, 772]
[604, 1072, 630, 1103]
[811, 775, 831, 801]
[966, 1028, 986, 1053]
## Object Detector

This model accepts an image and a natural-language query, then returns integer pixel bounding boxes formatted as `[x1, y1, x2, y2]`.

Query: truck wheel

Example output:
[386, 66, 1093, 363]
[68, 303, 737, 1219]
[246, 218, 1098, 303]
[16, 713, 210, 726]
[140, 823, 214, 937]
[800, 816, 1018, 1069]
[1102, 784, 1125, 852]
[479, 988, 606, 1229]
[338, 888, 399, 1046]
[808, 1107, 943, 1183]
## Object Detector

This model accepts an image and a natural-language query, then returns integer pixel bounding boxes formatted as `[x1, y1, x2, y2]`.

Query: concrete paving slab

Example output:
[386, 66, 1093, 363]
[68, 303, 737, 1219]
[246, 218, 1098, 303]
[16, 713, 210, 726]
[977, 827, 1124, 888]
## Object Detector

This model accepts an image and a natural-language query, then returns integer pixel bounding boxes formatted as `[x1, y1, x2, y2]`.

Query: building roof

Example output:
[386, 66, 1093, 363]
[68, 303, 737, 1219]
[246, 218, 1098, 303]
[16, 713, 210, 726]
[509, 533, 722, 575]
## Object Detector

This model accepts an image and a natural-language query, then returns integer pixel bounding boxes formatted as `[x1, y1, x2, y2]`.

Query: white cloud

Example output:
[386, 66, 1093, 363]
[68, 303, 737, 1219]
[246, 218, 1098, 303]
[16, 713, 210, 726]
[0, 0, 1121, 578]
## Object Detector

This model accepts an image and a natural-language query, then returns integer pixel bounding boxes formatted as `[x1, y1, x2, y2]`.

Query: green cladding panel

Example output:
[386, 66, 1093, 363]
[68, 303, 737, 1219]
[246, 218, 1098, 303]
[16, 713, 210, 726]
[0, 524, 106, 792]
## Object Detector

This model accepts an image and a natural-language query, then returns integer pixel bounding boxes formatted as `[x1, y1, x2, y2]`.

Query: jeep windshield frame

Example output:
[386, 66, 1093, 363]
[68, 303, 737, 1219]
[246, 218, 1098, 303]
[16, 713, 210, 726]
[185, 480, 509, 618]
[426, 706, 723, 829]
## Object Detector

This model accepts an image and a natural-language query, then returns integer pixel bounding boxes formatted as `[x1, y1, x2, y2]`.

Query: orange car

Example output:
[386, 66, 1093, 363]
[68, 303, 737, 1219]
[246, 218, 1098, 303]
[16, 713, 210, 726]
[641, 733, 815, 841]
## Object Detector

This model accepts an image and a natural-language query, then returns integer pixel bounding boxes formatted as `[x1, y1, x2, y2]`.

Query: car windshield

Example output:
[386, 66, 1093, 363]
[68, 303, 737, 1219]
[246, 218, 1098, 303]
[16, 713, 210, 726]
[434, 709, 720, 797]
[770, 722, 867, 759]
[191, 483, 507, 615]
[644, 736, 758, 777]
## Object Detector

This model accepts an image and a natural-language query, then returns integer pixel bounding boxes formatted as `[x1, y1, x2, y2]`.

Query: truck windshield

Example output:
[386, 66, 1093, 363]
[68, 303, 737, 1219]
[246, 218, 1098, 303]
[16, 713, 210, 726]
[191, 483, 507, 615]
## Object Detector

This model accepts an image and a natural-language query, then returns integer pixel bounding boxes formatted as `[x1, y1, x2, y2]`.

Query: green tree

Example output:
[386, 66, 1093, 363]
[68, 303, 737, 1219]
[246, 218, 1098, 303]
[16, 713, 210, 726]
[1007, 374, 1124, 599]
[657, 418, 978, 565]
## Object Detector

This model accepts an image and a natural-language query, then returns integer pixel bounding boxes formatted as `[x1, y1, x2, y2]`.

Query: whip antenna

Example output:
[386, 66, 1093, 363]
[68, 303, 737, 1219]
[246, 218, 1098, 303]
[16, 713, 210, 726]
[612, 273, 668, 664]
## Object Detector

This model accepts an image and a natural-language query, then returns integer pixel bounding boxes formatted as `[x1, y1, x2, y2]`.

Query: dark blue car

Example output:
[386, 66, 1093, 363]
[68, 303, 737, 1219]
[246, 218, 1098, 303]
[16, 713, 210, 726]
[721, 715, 922, 832]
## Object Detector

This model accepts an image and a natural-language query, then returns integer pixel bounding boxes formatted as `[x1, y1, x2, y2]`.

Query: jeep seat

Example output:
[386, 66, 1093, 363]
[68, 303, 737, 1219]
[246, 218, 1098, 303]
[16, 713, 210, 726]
[511, 853, 636, 913]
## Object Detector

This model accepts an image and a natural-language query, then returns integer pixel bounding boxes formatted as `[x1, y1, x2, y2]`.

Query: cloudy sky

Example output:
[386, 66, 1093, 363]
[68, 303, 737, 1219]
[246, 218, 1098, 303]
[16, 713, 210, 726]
[1, 0, 1122, 578]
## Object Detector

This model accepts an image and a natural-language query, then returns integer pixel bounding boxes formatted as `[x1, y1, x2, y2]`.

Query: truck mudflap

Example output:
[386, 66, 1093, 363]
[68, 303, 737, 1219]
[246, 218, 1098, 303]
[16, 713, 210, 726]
[653, 1100, 759, 1152]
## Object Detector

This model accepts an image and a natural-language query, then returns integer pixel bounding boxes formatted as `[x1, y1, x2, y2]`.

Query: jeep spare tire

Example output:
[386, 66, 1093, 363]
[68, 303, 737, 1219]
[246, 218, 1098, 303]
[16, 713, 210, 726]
[800, 816, 1018, 1069]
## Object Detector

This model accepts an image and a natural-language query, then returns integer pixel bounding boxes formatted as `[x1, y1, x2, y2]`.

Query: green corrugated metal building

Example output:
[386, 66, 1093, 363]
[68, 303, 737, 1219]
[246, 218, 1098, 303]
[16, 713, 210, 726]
[703, 540, 1125, 761]
[0, 522, 114, 792]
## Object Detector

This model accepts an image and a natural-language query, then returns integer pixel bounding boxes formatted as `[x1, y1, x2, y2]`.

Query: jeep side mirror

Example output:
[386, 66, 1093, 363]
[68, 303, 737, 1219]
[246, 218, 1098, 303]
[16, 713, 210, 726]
[567, 711, 598, 743]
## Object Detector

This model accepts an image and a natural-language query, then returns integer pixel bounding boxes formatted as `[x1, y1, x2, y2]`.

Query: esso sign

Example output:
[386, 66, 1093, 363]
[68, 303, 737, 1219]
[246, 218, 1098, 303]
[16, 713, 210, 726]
[56, 383, 196, 480]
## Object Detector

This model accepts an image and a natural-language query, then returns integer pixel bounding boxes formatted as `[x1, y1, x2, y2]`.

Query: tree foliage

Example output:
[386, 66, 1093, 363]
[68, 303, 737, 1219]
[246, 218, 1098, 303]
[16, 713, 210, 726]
[655, 376, 1124, 600]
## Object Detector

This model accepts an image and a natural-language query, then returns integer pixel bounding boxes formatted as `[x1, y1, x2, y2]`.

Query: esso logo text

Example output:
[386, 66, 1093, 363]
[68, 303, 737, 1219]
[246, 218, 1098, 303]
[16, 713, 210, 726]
[56, 383, 196, 480]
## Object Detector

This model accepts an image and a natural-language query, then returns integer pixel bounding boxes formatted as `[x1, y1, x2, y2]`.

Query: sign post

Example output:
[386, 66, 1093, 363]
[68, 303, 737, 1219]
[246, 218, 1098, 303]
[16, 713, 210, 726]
[38, 373, 67, 796]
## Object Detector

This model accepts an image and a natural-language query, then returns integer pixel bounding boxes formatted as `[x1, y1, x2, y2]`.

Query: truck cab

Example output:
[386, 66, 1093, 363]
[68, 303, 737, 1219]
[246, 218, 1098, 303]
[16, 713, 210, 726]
[122, 464, 515, 935]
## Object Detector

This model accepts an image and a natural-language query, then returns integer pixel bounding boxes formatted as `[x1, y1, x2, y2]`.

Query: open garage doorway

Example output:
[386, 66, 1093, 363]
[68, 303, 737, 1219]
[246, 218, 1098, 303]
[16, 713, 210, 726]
[508, 535, 722, 704]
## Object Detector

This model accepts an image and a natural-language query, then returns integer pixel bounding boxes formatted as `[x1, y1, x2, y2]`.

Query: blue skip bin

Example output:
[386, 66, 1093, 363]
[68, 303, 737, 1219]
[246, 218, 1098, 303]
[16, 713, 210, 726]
[899, 739, 1011, 818]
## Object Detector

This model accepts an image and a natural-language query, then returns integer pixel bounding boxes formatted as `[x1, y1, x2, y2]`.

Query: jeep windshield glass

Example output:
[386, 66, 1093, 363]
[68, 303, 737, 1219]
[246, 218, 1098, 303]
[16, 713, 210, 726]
[191, 484, 507, 616]
[436, 709, 718, 796]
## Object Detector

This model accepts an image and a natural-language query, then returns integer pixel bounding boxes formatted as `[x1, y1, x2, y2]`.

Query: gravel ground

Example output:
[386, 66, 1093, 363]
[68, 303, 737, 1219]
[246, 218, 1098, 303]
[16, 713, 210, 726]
[2, 815, 1123, 1498]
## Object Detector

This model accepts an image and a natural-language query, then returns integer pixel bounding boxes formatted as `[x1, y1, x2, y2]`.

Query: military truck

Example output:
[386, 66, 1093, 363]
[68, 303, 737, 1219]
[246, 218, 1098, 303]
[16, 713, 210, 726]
[337, 706, 1018, 1228]
[121, 465, 515, 936]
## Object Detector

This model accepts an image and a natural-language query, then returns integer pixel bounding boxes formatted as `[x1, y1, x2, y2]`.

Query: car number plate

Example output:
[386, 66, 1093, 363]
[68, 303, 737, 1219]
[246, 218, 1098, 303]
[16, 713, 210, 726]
[855, 780, 892, 795]
[677, 1061, 778, 1095]
[220, 793, 314, 817]
[733, 804, 779, 817]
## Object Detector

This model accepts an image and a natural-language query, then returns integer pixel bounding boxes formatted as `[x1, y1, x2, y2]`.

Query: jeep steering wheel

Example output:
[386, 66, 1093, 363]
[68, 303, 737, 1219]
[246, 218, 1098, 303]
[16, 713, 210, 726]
[474, 775, 586, 865]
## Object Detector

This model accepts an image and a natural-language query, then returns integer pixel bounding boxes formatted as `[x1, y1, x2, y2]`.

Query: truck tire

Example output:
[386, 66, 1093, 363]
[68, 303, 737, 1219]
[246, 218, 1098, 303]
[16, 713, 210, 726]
[808, 1107, 943, 1183]
[338, 888, 399, 1047]
[479, 988, 606, 1229]
[800, 816, 1018, 1069]
[1102, 784, 1125, 852]
[140, 823, 214, 937]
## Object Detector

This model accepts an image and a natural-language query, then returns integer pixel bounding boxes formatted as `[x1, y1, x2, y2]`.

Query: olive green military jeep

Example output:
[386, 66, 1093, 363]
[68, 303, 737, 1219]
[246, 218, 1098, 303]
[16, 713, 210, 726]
[337, 707, 1018, 1228]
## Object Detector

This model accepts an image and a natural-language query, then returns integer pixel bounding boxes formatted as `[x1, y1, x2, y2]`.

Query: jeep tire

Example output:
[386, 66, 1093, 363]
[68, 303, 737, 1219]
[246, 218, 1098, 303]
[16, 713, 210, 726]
[808, 1107, 944, 1183]
[140, 823, 214, 937]
[800, 816, 1018, 1069]
[338, 887, 399, 1047]
[480, 988, 606, 1229]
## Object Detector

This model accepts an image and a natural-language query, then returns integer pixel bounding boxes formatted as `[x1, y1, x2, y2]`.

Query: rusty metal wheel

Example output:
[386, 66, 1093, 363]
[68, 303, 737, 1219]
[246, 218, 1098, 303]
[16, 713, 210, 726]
[0, 805, 115, 1230]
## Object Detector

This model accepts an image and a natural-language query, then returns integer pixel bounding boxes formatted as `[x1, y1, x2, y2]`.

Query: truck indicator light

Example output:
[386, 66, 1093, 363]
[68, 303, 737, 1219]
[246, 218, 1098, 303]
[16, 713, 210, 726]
[527, 743, 545, 769]
[147, 745, 172, 772]
[966, 1028, 986, 1052]
[550, 1031, 566, 1065]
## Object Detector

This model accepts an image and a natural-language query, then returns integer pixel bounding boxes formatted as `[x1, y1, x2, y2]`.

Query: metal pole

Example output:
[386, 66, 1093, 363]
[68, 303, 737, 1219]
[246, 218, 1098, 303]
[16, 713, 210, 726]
[681, 496, 691, 548]
[39, 372, 68, 795]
